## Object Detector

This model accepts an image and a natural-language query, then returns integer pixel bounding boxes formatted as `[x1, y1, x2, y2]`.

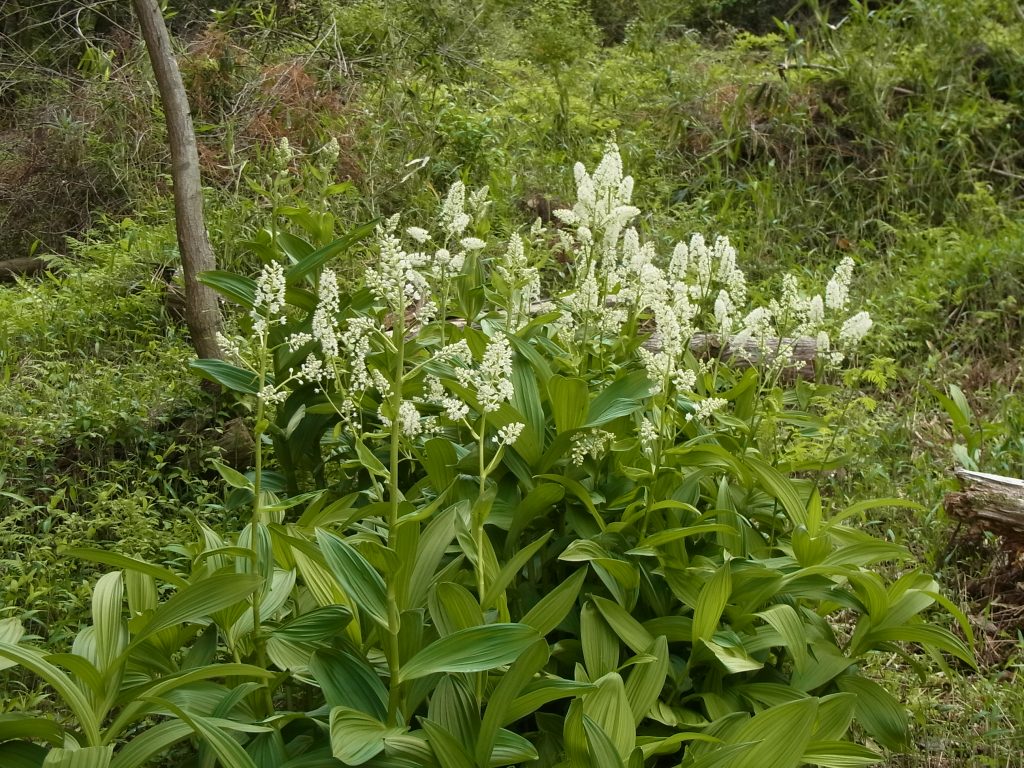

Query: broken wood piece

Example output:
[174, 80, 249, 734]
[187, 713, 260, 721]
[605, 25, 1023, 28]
[944, 468, 1024, 545]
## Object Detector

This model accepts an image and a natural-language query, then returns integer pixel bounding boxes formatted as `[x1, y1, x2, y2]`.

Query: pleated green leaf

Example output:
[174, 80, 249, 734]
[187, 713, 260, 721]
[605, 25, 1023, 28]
[329, 707, 407, 766]
[40, 746, 113, 768]
[399, 624, 540, 682]
[316, 529, 389, 629]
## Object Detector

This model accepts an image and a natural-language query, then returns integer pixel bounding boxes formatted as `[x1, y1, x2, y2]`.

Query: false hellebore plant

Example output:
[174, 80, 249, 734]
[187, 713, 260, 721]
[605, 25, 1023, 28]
[0, 145, 972, 768]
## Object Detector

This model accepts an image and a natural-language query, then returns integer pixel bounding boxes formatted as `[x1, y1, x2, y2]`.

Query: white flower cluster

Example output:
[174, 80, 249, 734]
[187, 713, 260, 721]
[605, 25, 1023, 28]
[252, 261, 287, 337]
[318, 137, 340, 169]
[425, 375, 470, 422]
[496, 234, 541, 328]
[454, 333, 515, 413]
[439, 181, 471, 240]
[686, 396, 727, 423]
[570, 429, 614, 466]
[494, 422, 525, 446]
[379, 400, 426, 439]
[365, 215, 432, 318]
[271, 136, 294, 172]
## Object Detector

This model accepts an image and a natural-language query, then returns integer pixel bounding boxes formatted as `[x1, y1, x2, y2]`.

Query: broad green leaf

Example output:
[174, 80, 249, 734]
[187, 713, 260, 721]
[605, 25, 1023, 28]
[399, 624, 540, 682]
[591, 596, 655, 655]
[0, 714, 63, 746]
[693, 563, 731, 643]
[743, 457, 808, 528]
[801, 741, 883, 767]
[0, 619, 25, 670]
[548, 375, 589, 433]
[197, 271, 256, 308]
[730, 697, 818, 768]
[812, 693, 857, 741]
[107, 663, 272, 738]
[420, 718, 476, 768]
[624, 636, 668, 724]
[310, 649, 388, 720]
[285, 219, 378, 283]
[791, 643, 852, 691]
[422, 439, 458, 493]
[482, 531, 551, 609]
[506, 484, 565, 554]
[209, 460, 253, 490]
[584, 371, 655, 427]
[329, 707, 407, 765]
[583, 673, 635, 762]
[109, 721, 193, 768]
[190, 359, 261, 395]
[539, 474, 604, 531]
[834, 675, 909, 750]
[408, 505, 458, 609]
[0, 642, 101, 747]
[757, 604, 809, 674]
[65, 549, 187, 589]
[582, 715, 627, 768]
[129, 573, 262, 647]
[510, 356, 545, 464]
[271, 606, 352, 641]
[91, 572, 125, 675]
[0, 741, 48, 768]
[521, 568, 586, 635]
[701, 639, 763, 674]
[41, 746, 113, 768]
[506, 678, 595, 723]
[582, 602, 620, 678]
[490, 728, 540, 767]
[160, 706, 257, 768]
[476, 640, 549, 764]
[860, 625, 974, 666]
[428, 675, 479, 749]
[429, 582, 482, 636]
[627, 524, 735, 556]
[316, 529, 389, 629]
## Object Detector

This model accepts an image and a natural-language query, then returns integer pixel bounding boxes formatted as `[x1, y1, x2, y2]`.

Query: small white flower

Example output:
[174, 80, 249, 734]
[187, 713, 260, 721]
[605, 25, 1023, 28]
[252, 261, 288, 337]
[460, 237, 486, 251]
[839, 311, 872, 345]
[687, 397, 727, 423]
[406, 226, 430, 244]
[453, 333, 515, 413]
[639, 417, 659, 447]
[272, 136, 294, 170]
[440, 181, 470, 238]
[319, 137, 340, 168]
[826, 257, 855, 311]
[570, 429, 614, 465]
[494, 422, 525, 445]
[258, 384, 288, 406]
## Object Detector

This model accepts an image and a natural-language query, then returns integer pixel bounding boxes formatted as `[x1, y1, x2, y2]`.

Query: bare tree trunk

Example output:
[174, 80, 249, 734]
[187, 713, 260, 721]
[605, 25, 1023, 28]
[133, 0, 223, 360]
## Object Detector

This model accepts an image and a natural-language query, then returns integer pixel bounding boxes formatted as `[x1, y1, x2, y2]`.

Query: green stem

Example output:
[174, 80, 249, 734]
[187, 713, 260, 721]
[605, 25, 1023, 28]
[386, 315, 406, 724]
[251, 334, 273, 716]
[476, 415, 488, 603]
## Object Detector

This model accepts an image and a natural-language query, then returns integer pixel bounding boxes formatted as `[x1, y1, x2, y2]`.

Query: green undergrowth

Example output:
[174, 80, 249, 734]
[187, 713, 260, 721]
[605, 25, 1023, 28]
[1, 0, 1024, 765]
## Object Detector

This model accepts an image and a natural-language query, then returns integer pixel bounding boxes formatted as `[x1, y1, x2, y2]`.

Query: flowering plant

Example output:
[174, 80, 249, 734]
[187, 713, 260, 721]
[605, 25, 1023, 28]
[180, 144, 973, 767]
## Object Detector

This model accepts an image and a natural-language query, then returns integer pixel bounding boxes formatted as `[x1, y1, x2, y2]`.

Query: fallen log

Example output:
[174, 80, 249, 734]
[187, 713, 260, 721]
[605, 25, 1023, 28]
[686, 333, 817, 380]
[0, 257, 48, 282]
[944, 468, 1024, 545]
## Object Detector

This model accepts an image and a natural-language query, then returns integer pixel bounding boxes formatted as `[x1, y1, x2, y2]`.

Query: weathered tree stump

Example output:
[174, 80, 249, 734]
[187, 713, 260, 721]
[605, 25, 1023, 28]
[944, 468, 1024, 546]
